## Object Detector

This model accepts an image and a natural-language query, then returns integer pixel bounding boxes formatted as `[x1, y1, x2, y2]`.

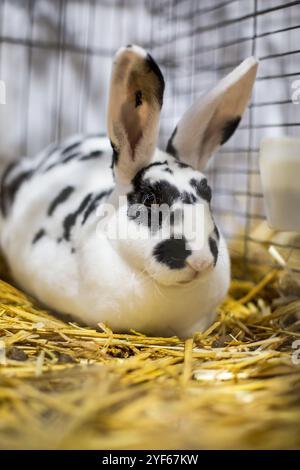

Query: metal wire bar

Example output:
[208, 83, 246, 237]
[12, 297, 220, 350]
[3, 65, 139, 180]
[150, 1, 300, 47]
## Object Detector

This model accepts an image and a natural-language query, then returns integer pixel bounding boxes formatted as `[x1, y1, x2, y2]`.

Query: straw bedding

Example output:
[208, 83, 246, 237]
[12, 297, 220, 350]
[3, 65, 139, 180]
[0, 252, 300, 450]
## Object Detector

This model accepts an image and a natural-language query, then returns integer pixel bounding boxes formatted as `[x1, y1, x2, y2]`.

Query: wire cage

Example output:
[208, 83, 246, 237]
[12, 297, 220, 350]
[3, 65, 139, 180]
[0, 0, 300, 276]
[1, 0, 300, 452]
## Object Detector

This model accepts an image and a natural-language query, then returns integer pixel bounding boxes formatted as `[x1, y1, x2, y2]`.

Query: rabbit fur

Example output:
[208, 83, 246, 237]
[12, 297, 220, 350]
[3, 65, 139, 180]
[0, 45, 258, 337]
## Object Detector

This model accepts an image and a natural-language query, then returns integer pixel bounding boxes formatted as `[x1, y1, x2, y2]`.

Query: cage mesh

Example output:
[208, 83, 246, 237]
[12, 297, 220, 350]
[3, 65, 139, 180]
[0, 0, 299, 275]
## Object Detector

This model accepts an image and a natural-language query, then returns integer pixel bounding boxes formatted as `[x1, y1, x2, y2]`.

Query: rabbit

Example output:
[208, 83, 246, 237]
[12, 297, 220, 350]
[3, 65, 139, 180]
[0, 45, 258, 338]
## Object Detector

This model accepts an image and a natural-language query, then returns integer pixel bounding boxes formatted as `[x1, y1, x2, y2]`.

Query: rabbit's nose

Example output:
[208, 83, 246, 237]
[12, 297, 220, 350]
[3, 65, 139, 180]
[186, 254, 213, 273]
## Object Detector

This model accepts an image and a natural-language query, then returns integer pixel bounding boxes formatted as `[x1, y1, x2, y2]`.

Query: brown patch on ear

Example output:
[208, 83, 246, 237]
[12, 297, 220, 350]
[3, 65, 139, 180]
[129, 70, 152, 106]
[128, 64, 163, 112]
[119, 66, 160, 159]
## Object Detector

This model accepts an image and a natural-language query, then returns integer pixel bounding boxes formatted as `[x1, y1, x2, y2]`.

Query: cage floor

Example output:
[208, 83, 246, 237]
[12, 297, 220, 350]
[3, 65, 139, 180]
[0, 256, 299, 450]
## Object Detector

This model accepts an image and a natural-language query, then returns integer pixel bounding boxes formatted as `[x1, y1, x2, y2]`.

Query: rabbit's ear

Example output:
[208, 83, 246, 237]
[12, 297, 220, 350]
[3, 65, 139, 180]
[107, 45, 165, 185]
[166, 57, 258, 171]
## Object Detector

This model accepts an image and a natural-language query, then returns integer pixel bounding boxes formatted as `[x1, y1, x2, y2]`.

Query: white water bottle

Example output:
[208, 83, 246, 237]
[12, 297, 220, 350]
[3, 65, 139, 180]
[260, 136, 300, 231]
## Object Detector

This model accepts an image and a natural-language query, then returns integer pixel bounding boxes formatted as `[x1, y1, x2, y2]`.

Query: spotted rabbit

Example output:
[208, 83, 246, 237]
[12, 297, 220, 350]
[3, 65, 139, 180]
[0, 45, 257, 337]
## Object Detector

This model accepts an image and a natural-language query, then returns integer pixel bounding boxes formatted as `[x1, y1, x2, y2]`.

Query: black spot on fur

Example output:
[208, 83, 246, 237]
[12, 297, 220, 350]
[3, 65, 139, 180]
[62, 151, 81, 164]
[176, 160, 190, 169]
[44, 163, 56, 172]
[45, 148, 103, 171]
[131, 161, 168, 187]
[145, 53, 165, 107]
[11, 170, 32, 195]
[181, 191, 197, 204]
[110, 141, 119, 168]
[48, 186, 75, 216]
[80, 150, 103, 161]
[128, 179, 180, 210]
[166, 126, 178, 159]
[164, 167, 173, 175]
[32, 228, 46, 244]
[153, 236, 191, 270]
[214, 224, 220, 240]
[135, 90, 142, 107]
[220, 116, 241, 145]
[82, 189, 113, 225]
[44, 150, 82, 172]
[190, 178, 212, 203]
[0, 165, 32, 216]
[0, 162, 17, 215]
[126, 44, 133, 48]
[61, 141, 80, 155]
[45, 156, 76, 172]
[63, 193, 93, 241]
[209, 236, 218, 266]
[128, 174, 180, 231]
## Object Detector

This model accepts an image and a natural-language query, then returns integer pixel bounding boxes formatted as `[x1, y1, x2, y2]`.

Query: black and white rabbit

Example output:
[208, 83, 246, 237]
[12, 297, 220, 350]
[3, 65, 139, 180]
[0, 46, 257, 337]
